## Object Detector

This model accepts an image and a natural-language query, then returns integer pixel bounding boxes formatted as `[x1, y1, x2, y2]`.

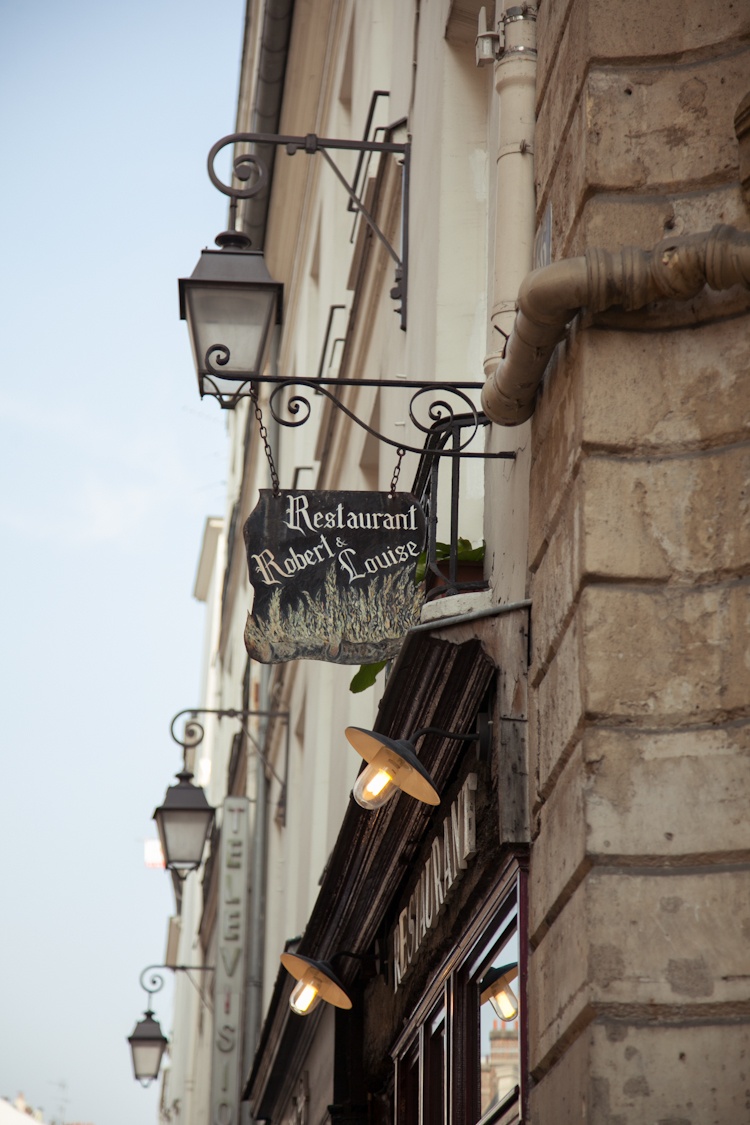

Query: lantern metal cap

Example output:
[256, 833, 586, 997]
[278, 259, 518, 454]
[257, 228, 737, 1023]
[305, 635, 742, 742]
[152, 770, 213, 817]
[128, 1009, 168, 1045]
[479, 962, 519, 1006]
[178, 249, 283, 320]
[280, 952, 353, 1010]
[345, 727, 440, 805]
[214, 229, 253, 250]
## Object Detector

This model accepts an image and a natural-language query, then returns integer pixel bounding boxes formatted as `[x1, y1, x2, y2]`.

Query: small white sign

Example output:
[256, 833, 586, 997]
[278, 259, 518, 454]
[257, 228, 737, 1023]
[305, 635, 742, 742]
[144, 839, 165, 869]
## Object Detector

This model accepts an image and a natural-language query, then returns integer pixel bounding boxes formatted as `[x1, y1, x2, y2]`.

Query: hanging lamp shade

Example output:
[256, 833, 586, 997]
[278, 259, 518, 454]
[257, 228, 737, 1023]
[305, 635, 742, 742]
[480, 963, 519, 1021]
[153, 769, 215, 873]
[179, 237, 283, 401]
[128, 1010, 168, 1085]
[345, 727, 440, 809]
[280, 952, 353, 1016]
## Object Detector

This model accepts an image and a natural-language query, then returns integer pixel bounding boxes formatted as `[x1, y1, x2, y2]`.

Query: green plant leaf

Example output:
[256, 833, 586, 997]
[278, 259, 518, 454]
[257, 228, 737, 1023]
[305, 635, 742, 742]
[349, 659, 388, 694]
[456, 540, 485, 563]
[415, 542, 450, 583]
[415, 540, 485, 582]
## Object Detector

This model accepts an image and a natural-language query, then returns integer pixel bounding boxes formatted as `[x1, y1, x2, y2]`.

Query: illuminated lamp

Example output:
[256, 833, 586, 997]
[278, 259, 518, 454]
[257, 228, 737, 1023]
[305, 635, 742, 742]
[345, 727, 442, 810]
[480, 963, 519, 1021]
[280, 952, 353, 1016]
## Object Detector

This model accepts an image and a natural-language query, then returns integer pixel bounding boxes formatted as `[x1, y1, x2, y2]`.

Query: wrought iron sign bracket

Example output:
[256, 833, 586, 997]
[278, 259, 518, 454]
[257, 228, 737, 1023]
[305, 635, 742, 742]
[140, 964, 214, 1015]
[207, 129, 410, 328]
[140, 963, 215, 989]
[200, 367, 516, 467]
[170, 707, 291, 825]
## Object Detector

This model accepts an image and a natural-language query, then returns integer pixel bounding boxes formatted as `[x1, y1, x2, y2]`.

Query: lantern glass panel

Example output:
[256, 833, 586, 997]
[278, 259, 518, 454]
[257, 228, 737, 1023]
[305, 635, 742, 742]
[157, 808, 212, 869]
[185, 285, 276, 379]
[131, 1041, 166, 1082]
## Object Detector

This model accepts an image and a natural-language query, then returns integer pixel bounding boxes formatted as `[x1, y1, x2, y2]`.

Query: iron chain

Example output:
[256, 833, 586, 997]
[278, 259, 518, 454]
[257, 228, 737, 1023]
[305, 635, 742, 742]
[389, 447, 406, 495]
[250, 383, 280, 496]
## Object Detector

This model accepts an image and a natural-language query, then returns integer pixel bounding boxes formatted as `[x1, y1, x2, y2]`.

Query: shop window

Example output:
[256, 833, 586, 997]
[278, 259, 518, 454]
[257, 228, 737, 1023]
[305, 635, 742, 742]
[393, 864, 525, 1125]
[472, 904, 520, 1122]
[397, 1039, 420, 1125]
[424, 1004, 445, 1125]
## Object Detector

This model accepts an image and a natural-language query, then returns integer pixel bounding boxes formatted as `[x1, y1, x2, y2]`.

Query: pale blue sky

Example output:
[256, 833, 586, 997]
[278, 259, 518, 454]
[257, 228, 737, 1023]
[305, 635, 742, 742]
[0, 2, 244, 1123]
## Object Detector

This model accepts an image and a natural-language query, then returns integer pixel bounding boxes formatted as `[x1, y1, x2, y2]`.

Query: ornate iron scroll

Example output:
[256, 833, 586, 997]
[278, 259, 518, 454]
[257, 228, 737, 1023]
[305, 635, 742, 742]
[202, 350, 515, 460]
[139, 965, 167, 999]
[206, 129, 409, 327]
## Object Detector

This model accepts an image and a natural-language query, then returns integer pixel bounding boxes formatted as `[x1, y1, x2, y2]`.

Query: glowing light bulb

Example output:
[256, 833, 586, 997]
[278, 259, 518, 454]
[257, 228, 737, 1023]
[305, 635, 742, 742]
[363, 769, 391, 798]
[294, 984, 317, 1011]
[352, 746, 407, 810]
[353, 761, 399, 809]
[489, 981, 518, 1022]
[290, 977, 322, 1015]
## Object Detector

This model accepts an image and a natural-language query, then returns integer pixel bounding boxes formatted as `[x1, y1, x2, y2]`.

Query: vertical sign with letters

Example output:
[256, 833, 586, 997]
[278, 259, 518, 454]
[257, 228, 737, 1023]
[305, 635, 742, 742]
[210, 797, 250, 1125]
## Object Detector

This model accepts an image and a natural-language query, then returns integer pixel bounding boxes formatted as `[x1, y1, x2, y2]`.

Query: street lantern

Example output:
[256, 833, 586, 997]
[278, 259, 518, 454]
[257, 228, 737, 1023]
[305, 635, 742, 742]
[153, 769, 215, 875]
[127, 1010, 169, 1086]
[480, 963, 519, 1021]
[179, 232, 283, 401]
[346, 727, 440, 810]
[280, 952, 353, 1016]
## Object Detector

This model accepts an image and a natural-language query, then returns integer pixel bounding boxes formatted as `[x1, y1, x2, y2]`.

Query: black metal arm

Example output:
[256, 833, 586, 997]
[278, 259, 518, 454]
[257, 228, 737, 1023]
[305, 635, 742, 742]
[170, 706, 289, 751]
[139, 964, 215, 997]
[207, 128, 410, 327]
[170, 707, 291, 825]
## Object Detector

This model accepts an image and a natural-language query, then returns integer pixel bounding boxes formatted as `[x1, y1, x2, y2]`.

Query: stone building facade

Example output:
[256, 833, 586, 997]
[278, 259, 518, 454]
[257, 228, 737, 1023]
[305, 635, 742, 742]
[158, 1, 750, 1123]
[523, 3, 750, 1119]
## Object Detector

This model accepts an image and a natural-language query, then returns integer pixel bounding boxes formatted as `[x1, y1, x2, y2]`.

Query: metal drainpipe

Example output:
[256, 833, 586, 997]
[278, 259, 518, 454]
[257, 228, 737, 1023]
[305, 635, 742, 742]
[481, 3, 538, 604]
[238, 0, 295, 249]
[233, 4, 292, 1117]
[481, 223, 750, 425]
[484, 3, 538, 375]
[243, 331, 281, 1090]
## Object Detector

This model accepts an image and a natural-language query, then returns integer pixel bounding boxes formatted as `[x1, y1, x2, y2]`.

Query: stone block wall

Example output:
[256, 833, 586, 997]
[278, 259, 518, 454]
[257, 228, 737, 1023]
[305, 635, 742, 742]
[526, 0, 750, 1119]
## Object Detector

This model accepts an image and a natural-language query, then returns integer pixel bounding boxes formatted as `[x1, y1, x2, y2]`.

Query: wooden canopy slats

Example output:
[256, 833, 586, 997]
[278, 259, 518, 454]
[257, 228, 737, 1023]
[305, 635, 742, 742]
[302, 634, 493, 962]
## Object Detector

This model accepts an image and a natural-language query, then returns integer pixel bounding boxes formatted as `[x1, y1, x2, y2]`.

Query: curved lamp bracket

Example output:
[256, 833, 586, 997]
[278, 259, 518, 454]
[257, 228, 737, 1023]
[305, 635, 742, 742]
[207, 128, 409, 327]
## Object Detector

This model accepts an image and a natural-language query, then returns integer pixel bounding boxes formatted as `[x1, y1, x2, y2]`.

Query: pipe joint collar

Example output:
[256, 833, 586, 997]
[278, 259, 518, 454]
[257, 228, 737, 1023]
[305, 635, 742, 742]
[483, 223, 750, 428]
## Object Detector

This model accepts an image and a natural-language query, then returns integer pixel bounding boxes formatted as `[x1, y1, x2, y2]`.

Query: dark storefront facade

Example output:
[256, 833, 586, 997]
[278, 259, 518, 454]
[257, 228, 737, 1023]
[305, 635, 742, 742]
[245, 609, 530, 1125]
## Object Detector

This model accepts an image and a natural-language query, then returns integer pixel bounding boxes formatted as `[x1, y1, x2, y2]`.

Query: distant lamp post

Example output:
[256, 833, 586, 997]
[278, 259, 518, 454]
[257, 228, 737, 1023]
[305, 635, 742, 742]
[128, 1010, 169, 1086]
[480, 963, 519, 1021]
[280, 952, 353, 1016]
[153, 768, 215, 876]
[346, 725, 485, 810]
[179, 230, 283, 404]
[128, 964, 213, 1086]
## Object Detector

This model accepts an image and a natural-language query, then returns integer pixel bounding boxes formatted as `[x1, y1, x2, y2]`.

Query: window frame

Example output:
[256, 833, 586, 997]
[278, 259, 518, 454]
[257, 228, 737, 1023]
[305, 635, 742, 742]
[392, 854, 529, 1125]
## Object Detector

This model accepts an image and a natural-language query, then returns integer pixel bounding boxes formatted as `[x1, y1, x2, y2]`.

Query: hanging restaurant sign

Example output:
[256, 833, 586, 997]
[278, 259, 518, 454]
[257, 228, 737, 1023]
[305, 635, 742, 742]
[243, 490, 426, 664]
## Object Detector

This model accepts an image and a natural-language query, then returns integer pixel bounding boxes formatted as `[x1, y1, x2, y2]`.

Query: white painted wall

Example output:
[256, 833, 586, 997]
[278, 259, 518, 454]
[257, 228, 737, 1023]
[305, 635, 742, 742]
[162, 2, 527, 1123]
